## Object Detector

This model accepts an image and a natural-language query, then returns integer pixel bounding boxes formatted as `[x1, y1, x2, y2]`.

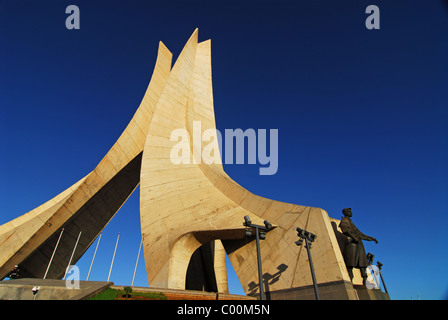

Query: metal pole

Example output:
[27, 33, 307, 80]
[43, 228, 64, 279]
[377, 262, 389, 294]
[305, 238, 320, 300]
[255, 226, 265, 301]
[64, 230, 82, 280]
[131, 239, 143, 287]
[86, 232, 102, 281]
[378, 270, 389, 295]
[107, 232, 120, 282]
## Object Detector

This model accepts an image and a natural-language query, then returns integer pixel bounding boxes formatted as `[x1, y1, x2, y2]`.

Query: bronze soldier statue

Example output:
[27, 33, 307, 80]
[339, 208, 378, 286]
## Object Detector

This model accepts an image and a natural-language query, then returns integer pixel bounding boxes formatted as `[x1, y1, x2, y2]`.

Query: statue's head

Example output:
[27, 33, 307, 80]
[342, 208, 352, 217]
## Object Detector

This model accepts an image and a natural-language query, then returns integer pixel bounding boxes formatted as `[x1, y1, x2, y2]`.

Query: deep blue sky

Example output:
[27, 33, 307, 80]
[0, 0, 447, 300]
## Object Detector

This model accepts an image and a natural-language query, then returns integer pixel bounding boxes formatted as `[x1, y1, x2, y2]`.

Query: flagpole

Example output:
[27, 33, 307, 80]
[107, 232, 120, 282]
[86, 232, 102, 281]
[43, 228, 64, 279]
[131, 239, 143, 286]
[64, 230, 82, 280]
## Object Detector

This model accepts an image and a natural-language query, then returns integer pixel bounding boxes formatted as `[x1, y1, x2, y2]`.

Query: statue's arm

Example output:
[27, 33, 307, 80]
[358, 230, 378, 243]
[366, 235, 379, 243]
[341, 219, 378, 243]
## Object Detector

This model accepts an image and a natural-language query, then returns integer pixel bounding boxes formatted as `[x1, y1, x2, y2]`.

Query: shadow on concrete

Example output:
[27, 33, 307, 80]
[247, 263, 288, 298]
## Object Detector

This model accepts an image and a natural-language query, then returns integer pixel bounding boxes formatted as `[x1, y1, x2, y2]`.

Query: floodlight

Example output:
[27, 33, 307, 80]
[243, 215, 252, 227]
[294, 225, 320, 299]
[367, 252, 375, 264]
[242, 215, 270, 300]
[264, 220, 273, 230]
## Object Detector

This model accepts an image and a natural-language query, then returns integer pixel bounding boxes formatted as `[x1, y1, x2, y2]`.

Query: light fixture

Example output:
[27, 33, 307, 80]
[242, 216, 275, 300]
[295, 226, 319, 300]
[243, 215, 252, 227]
[264, 220, 272, 230]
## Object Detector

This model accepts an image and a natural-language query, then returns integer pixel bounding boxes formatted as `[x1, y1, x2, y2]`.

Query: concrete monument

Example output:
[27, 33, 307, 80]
[0, 30, 380, 299]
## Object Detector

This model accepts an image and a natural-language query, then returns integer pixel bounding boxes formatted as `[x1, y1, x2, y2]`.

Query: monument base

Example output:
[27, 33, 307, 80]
[354, 285, 390, 300]
[252, 280, 359, 300]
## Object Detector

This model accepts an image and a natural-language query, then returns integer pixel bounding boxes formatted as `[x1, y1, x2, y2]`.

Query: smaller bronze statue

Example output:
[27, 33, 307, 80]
[339, 208, 378, 286]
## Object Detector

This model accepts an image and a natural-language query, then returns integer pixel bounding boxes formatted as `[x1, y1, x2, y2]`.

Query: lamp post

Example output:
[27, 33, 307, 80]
[243, 215, 274, 300]
[296, 227, 319, 300]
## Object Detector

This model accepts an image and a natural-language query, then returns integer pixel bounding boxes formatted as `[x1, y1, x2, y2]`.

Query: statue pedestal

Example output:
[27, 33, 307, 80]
[354, 285, 390, 300]
[260, 280, 359, 300]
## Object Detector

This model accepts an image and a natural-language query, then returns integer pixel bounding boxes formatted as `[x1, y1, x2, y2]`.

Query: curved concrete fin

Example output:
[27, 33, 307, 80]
[0, 175, 87, 267]
[140, 31, 267, 289]
[0, 41, 173, 279]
